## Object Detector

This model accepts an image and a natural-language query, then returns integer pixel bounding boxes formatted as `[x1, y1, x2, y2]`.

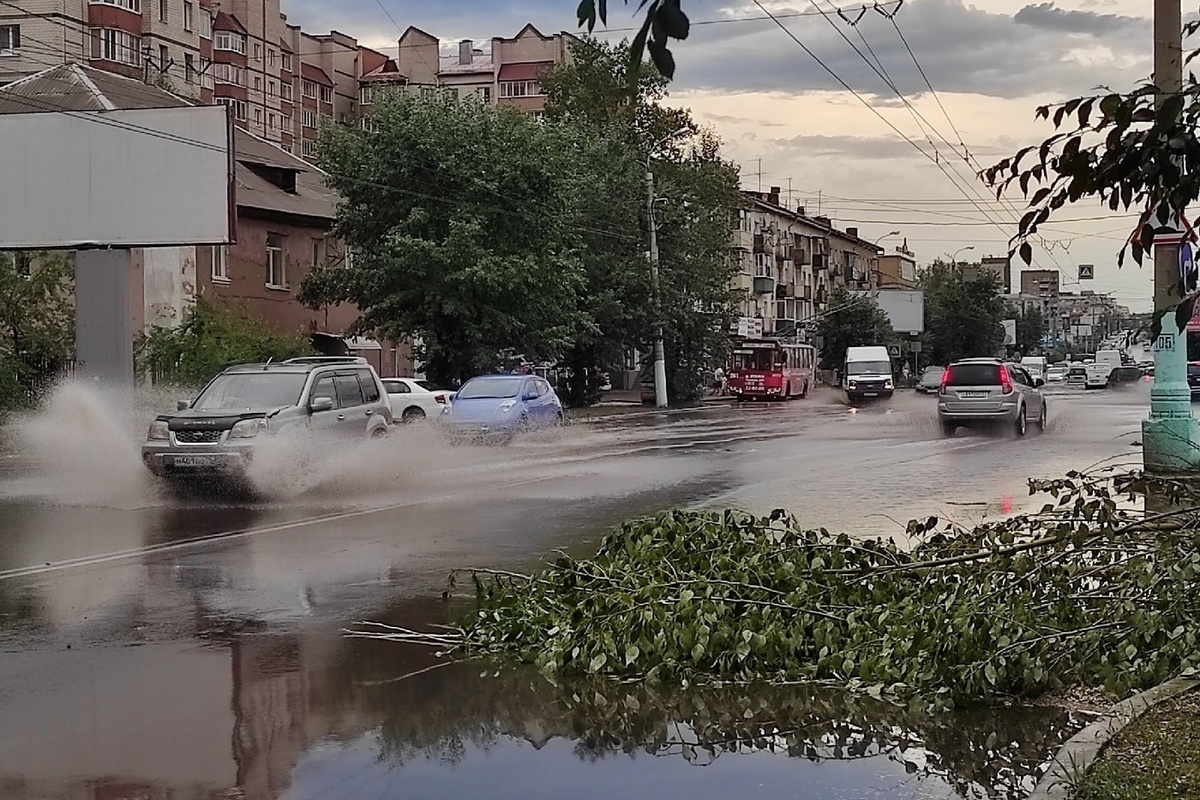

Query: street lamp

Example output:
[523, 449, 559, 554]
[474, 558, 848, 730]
[645, 126, 689, 409]
[952, 246, 975, 269]
[874, 230, 900, 247]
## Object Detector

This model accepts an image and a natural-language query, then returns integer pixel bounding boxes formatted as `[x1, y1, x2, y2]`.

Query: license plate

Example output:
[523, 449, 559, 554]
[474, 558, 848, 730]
[959, 391, 987, 399]
[172, 455, 220, 467]
[863, 392, 878, 397]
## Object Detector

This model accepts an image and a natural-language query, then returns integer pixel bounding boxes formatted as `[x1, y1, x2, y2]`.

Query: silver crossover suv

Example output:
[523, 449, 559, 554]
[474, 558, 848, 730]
[936, 358, 1047, 437]
[142, 357, 392, 481]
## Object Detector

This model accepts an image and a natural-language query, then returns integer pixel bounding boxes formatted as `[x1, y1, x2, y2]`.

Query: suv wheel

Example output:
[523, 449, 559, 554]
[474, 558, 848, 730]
[402, 406, 425, 423]
[1037, 403, 1047, 432]
[1014, 406, 1027, 437]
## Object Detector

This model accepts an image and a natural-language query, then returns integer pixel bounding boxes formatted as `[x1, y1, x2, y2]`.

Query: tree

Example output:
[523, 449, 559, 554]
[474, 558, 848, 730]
[1012, 303, 1045, 357]
[539, 39, 742, 405]
[814, 287, 894, 372]
[300, 94, 596, 387]
[920, 260, 1007, 366]
[138, 297, 312, 387]
[0, 251, 73, 411]
[575, 1, 691, 82]
[981, 18, 1200, 338]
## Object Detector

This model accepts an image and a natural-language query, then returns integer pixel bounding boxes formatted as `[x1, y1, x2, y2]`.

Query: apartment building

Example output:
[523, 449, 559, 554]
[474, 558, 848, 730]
[734, 187, 885, 339]
[0, 0, 215, 101]
[962, 254, 1012, 292]
[875, 244, 918, 289]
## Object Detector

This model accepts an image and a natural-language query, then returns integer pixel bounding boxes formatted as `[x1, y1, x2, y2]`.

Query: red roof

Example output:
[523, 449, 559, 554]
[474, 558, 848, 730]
[213, 11, 247, 34]
[498, 61, 553, 81]
[301, 63, 333, 86]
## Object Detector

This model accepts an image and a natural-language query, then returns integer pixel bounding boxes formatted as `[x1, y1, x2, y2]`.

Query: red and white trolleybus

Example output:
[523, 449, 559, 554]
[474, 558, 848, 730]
[727, 338, 815, 401]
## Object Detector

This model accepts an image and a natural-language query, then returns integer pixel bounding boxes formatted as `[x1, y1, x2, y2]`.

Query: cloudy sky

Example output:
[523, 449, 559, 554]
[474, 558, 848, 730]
[288, 0, 1166, 311]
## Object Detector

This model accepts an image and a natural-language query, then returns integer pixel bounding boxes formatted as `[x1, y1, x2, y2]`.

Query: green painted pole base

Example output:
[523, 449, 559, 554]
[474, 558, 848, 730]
[1142, 415, 1200, 474]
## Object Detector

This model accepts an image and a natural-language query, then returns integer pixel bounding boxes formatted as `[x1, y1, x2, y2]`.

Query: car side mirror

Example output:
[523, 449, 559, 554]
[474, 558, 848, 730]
[310, 396, 335, 413]
[1035, 378, 1046, 388]
[177, 400, 191, 411]
[524, 390, 538, 401]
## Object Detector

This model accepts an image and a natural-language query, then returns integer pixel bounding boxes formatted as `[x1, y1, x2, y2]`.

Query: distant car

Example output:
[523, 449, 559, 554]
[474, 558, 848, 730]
[1045, 365, 1068, 383]
[1189, 363, 1200, 400]
[915, 366, 945, 394]
[382, 377, 452, 422]
[438, 374, 564, 443]
[1066, 363, 1087, 385]
[937, 359, 1046, 438]
[142, 357, 392, 482]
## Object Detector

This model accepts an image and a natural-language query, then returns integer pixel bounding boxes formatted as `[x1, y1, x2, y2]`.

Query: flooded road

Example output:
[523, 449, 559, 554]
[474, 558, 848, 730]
[0, 382, 1147, 799]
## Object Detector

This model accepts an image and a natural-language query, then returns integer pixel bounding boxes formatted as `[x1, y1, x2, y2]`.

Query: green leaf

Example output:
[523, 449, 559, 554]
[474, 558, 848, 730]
[625, 644, 640, 665]
[589, 652, 608, 672]
[984, 663, 998, 685]
[1176, 295, 1197, 334]
[656, 1, 690, 39]
[1019, 241, 1033, 265]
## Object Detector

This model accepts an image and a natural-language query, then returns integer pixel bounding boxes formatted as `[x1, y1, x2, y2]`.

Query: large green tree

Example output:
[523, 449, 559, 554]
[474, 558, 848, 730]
[813, 287, 894, 372]
[540, 38, 741, 404]
[1011, 303, 1046, 357]
[919, 260, 1007, 365]
[0, 251, 73, 411]
[300, 94, 596, 387]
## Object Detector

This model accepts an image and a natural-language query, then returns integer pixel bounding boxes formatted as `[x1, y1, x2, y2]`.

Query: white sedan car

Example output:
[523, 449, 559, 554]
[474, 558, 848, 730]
[383, 378, 453, 422]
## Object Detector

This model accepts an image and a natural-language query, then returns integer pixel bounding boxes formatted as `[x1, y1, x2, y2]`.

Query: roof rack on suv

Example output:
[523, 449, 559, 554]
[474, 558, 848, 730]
[282, 356, 369, 365]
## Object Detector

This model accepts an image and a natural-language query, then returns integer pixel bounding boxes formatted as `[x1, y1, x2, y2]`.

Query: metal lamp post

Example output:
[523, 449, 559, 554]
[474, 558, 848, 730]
[645, 127, 689, 409]
[952, 246, 975, 270]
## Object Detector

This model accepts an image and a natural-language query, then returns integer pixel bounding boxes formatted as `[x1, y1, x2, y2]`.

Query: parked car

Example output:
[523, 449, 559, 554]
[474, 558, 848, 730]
[1066, 363, 1088, 386]
[936, 359, 1046, 438]
[438, 374, 564, 443]
[915, 366, 945, 394]
[383, 377, 453, 422]
[1045, 365, 1068, 383]
[142, 357, 392, 482]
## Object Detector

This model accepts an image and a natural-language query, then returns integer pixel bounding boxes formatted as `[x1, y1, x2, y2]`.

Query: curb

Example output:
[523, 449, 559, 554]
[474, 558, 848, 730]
[1028, 675, 1199, 799]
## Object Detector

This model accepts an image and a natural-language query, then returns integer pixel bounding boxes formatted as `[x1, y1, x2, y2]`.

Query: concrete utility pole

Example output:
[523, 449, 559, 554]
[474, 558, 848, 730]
[1143, 0, 1200, 472]
[646, 168, 669, 408]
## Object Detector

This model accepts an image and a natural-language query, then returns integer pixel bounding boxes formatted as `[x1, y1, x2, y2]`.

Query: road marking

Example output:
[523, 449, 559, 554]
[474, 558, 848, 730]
[0, 474, 561, 583]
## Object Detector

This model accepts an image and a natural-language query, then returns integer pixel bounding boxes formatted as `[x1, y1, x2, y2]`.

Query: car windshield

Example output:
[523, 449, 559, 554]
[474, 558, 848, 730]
[457, 377, 521, 399]
[945, 363, 1000, 386]
[192, 372, 308, 411]
[921, 367, 943, 379]
[846, 361, 891, 376]
[415, 380, 440, 391]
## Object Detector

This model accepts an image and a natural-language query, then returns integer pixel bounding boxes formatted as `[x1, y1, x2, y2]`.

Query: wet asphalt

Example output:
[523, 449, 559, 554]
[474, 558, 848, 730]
[0, 381, 1151, 800]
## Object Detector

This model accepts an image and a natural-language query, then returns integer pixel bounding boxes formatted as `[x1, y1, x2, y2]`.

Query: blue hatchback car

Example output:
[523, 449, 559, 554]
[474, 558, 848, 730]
[439, 374, 565, 442]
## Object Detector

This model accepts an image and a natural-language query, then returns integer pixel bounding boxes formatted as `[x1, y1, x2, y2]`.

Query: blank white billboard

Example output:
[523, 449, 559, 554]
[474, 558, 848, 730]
[854, 289, 925, 333]
[0, 105, 233, 249]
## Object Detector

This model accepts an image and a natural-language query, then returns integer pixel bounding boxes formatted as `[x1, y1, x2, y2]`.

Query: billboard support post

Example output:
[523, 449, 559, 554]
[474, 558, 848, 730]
[75, 249, 134, 385]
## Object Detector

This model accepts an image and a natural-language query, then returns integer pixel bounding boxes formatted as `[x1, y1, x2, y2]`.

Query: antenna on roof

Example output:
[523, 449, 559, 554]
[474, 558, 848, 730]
[263, 357, 273, 371]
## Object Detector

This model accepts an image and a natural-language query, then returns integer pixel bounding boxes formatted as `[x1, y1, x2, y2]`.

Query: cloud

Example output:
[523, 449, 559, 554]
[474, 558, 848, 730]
[766, 133, 930, 160]
[657, 0, 1150, 100]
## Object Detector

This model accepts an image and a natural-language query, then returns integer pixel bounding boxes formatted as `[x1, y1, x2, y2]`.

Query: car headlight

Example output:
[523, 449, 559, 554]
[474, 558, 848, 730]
[229, 418, 268, 439]
[848, 381, 857, 390]
[885, 380, 894, 389]
[498, 399, 517, 412]
[147, 420, 169, 441]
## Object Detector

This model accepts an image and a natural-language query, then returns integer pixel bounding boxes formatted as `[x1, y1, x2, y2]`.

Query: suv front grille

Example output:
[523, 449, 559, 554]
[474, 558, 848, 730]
[175, 429, 223, 444]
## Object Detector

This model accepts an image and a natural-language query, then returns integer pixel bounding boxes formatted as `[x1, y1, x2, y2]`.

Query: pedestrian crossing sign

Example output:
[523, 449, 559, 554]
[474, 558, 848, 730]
[1078, 264, 1094, 280]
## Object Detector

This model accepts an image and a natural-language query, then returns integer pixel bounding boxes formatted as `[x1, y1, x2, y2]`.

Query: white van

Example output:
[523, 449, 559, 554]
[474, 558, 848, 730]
[844, 346, 894, 401]
[1020, 356, 1047, 381]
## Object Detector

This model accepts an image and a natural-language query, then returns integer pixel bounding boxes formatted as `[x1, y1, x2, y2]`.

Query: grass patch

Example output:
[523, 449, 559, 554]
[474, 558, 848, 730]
[1075, 688, 1200, 800]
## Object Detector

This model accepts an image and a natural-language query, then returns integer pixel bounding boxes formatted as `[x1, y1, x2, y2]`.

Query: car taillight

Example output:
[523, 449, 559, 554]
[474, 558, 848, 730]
[939, 367, 950, 394]
[435, 394, 447, 404]
[999, 365, 1013, 394]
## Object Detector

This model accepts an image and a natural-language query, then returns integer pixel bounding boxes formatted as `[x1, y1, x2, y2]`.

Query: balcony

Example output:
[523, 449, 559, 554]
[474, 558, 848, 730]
[753, 234, 767, 254]
[753, 275, 776, 295]
[775, 318, 798, 337]
[812, 253, 827, 271]
[775, 282, 795, 299]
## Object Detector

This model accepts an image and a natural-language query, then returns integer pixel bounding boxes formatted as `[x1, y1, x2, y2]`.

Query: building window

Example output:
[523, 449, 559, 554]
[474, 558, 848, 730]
[158, 0, 168, 22]
[281, 113, 291, 128]
[281, 144, 291, 153]
[211, 62, 244, 86]
[253, 43, 260, 61]
[320, 86, 332, 103]
[266, 233, 285, 288]
[199, 57, 213, 89]
[302, 109, 317, 128]
[253, 75, 261, 91]
[214, 31, 246, 55]
[211, 245, 228, 282]
[499, 80, 540, 98]
[268, 79, 276, 97]
[199, 8, 211, 39]
[419, 85, 435, 99]
[360, 116, 377, 133]
[302, 80, 317, 99]
[281, 52, 292, 72]
[311, 239, 324, 267]
[302, 139, 316, 158]
[90, 0, 141, 11]
[253, 107, 261, 126]
[89, 28, 141, 66]
[0, 24, 21, 56]
[268, 112, 275, 130]
[280, 81, 292, 101]
[478, 86, 491, 103]
[359, 85, 373, 105]
[159, 44, 168, 69]
[184, 52, 195, 82]
[216, 96, 246, 120]
[268, 49, 275, 67]
[183, 1, 193, 32]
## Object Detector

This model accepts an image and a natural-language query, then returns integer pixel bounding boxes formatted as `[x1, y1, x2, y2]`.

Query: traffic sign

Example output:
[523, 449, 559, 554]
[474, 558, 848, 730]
[1078, 264, 1094, 280]
[910, 341, 922, 353]
[888, 345, 901, 358]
